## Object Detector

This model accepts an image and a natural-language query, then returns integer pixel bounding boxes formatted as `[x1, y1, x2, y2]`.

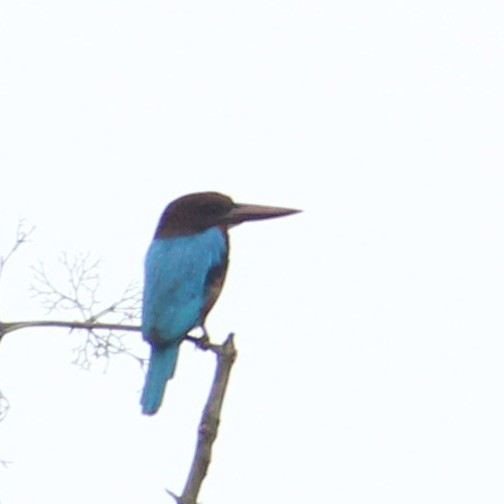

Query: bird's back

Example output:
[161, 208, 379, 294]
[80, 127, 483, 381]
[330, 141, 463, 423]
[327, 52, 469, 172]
[142, 227, 229, 346]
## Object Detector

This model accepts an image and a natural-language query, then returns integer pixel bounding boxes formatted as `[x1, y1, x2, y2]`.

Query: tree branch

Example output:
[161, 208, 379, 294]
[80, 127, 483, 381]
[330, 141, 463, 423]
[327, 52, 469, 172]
[0, 320, 140, 339]
[30, 254, 142, 368]
[169, 334, 237, 504]
[1, 232, 238, 501]
[0, 321, 238, 503]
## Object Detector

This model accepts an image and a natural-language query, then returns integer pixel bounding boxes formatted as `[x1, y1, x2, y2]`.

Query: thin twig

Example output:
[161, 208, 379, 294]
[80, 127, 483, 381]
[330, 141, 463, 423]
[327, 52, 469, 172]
[30, 255, 142, 368]
[0, 459, 12, 468]
[168, 334, 237, 504]
[0, 219, 34, 284]
[31, 254, 101, 318]
[0, 391, 9, 423]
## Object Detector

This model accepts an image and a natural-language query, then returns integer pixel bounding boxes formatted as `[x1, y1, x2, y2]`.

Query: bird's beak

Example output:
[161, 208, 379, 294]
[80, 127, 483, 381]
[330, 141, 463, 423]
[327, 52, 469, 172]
[224, 202, 301, 225]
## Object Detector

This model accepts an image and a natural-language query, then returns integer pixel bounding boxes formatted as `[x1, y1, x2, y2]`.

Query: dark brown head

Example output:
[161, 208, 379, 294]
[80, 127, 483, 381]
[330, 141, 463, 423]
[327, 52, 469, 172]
[154, 192, 301, 238]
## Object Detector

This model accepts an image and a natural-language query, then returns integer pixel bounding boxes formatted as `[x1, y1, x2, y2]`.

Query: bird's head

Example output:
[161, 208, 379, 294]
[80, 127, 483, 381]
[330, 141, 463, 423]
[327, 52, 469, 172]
[154, 192, 301, 238]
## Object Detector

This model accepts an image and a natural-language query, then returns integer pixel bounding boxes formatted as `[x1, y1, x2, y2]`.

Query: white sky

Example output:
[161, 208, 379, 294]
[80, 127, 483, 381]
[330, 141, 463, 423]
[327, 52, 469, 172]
[1, 1, 504, 503]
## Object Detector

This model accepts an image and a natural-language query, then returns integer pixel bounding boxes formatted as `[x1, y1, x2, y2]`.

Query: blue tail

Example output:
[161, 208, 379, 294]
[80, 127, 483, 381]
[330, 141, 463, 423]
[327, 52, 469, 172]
[141, 345, 179, 415]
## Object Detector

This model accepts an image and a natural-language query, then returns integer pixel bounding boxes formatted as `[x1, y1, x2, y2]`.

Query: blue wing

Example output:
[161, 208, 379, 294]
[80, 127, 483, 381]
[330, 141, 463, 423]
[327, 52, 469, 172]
[140, 227, 228, 415]
[142, 227, 228, 344]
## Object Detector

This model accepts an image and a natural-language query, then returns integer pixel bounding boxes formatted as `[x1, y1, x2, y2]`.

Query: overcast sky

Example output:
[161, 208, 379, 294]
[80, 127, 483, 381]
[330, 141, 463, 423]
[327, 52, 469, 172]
[1, 1, 504, 503]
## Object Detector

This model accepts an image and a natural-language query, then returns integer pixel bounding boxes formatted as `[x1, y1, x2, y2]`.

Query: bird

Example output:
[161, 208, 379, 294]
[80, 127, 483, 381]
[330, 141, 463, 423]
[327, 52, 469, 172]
[140, 191, 300, 415]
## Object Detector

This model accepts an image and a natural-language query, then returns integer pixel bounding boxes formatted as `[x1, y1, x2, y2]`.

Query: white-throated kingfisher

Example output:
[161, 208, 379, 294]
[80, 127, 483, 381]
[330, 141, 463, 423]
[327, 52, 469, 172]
[141, 192, 300, 415]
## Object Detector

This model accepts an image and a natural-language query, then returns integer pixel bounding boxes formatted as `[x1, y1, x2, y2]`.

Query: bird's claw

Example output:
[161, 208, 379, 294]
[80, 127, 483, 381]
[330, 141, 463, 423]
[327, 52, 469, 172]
[195, 333, 210, 349]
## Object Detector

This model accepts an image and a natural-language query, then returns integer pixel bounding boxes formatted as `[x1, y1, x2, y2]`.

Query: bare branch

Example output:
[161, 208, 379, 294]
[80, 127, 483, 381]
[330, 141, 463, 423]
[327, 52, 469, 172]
[85, 281, 141, 324]
[0, 319, 238, 502]
[71, 327, 144, 371]
[0, 219, 35, 285]
[1, 235, 238, 500]
[31, 254, 101, 319]
[169, 334, 237, 504]
[0, 319, 145, 371]
[30, 254, 142, 368]
[0, 319, 140, 338]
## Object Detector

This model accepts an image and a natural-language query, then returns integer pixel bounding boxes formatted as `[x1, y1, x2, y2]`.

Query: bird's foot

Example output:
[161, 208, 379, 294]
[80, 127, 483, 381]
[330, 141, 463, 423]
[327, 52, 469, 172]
[194, 333, 210, 349]
[186, 326, 211, 350]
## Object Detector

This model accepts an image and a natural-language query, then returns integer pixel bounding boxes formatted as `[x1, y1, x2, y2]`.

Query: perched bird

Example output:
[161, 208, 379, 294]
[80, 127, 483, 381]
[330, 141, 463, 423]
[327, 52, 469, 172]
[140, 192, 300, 415]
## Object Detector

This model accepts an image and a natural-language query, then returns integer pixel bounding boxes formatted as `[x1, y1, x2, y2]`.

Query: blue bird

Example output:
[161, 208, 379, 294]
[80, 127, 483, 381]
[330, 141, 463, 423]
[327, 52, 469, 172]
[141, 192, 300, 415]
